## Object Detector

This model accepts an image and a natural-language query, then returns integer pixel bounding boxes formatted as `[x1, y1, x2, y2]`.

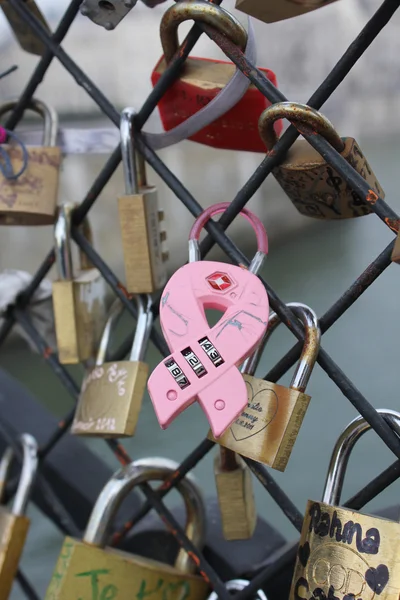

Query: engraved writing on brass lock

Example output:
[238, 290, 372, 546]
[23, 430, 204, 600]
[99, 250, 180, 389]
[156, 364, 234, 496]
[290, 409, 400, 600]
[210, 303, 321, 472]
[258, 102, 385, 220]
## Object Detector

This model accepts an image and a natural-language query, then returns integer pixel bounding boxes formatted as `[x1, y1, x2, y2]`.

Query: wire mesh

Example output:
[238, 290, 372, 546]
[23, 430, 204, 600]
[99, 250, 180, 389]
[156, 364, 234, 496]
[1, 0, 400, 597]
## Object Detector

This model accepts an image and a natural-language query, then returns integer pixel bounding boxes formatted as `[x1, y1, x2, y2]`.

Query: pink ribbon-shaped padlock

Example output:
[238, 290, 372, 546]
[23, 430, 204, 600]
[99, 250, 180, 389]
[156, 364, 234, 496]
[147, 203, 270, 438]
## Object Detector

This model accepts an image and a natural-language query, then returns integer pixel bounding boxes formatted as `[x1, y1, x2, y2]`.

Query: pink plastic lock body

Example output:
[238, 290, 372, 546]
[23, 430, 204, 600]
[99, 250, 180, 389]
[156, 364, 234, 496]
[147, 203, 270, 438]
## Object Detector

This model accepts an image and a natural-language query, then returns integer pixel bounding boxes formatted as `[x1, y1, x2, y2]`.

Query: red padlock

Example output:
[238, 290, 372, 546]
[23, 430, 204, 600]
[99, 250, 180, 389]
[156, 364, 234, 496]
[151, 1, 282, 153]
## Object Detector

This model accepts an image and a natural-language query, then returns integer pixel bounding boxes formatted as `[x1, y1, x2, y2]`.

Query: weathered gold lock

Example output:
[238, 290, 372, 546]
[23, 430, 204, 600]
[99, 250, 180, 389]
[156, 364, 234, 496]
[72, 295, 153, 437]
[258, 102, 385, 220]
[45, 462, 210, 600]
[0, 99, 61, 225]
[118, 107, 168, 294]
[0, 1, 51, 55]
[0, 433, 38, 600]
[235, 0, 338, 24]
[210, 303, 321, 472]
[52, 203, 107, 365]
[290, 408, 400, 600]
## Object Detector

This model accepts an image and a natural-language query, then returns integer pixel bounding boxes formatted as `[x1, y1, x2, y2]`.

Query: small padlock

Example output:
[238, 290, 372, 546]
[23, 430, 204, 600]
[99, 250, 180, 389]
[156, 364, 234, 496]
[52, 203, 107, 365]
[45, 461, 210, 600]
[118, 107, 168, 294]
[0, 99, 61, 225]
[72, 295, 153, 438]
[214, 341, 268, 541]
[148, 202, 270, 439]
[235, 0, 338, 24]
[0, 0, 51, 55]
[151, 1, 282, 153]
[258, 102, 385, 220]
[0, 433, 38, 600]
[290, 408, 400, 600]
[214, 448, 256, 541]
[80, 0, 137, 30]
[208, 579, 268, 600]
[210, 303, 320, 472]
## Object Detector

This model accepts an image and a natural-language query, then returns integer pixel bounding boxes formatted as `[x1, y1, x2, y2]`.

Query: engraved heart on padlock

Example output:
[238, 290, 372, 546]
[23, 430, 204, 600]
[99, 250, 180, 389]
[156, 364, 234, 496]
[230, 381, 279, 442]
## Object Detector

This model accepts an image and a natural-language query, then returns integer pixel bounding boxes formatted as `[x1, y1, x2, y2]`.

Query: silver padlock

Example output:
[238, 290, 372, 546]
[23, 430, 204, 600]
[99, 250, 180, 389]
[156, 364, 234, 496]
[80, 0, 138, 30]
[208, 579, 268, 600]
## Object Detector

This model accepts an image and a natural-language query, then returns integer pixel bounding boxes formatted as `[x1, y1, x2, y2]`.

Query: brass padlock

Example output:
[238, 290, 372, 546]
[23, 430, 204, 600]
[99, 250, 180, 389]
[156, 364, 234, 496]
[235, 0, 338, 24]
[210, 303, 321, 472]
[0, 1, 51, 55]
[290, 409, 400, 600]
[0, 433, 38, 600]
[52, 203, 107, 365]
[45, 461, 210, 600]
[72, 295, 153, 438]
[118, 107, 168, 294]
[258, 102, 385, 220]
[214, 342, 267, 541]
[0, 99, 61, 225]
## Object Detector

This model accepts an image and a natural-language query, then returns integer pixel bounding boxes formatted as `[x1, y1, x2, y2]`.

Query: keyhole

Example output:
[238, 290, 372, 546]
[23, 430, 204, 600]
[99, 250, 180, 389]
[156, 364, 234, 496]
[98, 0, 115, 11]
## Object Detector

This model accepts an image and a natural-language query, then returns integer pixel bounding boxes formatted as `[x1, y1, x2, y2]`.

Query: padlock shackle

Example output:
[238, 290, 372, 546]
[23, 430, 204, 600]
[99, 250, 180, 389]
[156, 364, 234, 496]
[189, 202, 269, 275]
[160, 1, 247, 64]
[0, 433, 38, 516]
[54, 203, 95, 280]
[207, 580, 268, 600]
[120, 107, 147, 195]
[322, 409, 400, 507]
[83, 462, 206, 575]
[265, 303, 320, 393]
[0, 97, 58, 147]
[258, 102, 345, 153]
[95, 295, 153, 365]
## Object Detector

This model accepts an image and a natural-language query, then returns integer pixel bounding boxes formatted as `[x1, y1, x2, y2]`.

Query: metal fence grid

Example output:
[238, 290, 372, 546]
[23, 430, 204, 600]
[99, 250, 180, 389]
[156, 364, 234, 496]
[2, 0, 400, 597]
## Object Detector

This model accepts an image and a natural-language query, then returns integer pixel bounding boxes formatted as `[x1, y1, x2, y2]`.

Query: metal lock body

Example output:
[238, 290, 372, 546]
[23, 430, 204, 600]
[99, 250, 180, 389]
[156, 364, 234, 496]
[258, 102, 385, 220]
[148, 202, 270, 439]
[0, 99, 61, 225]
[214, 449, 256, 541]
[0, 434, 38, 600]
[52, 203, 107, 364]
[235, 0, 338, 24]
[290, 409, 400, 600]
[0, 0, 51, 55]
[72, 295, 153, 437]
[210, 303, 321, 472]
[80, 0, 138, 31]
[45, 462, 210, 600]
[118, 108, 168, 294]
[151, 2, 282, 153]
[214, 339, 268, 541]
[208, 579, 268, 600]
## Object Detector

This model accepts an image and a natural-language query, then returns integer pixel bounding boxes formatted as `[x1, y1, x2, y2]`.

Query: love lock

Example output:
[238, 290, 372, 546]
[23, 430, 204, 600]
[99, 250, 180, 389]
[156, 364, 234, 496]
[147, 203, 269, 438]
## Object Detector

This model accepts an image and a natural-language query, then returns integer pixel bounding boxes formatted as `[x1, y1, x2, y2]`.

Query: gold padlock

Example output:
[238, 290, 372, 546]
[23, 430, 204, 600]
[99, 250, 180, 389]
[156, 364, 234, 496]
[214, 448, 256, 541]
[235, 0, 338, 24]
[0, 0, 51, 55]
[45, 461, 210, 600]
[0, 433, 38, 600]
[214, 341, 266, 541]
[290, 409, 400, 600]
[52, 203, 107, 365]
[72, 295, 153, 438]
[118, 107, 168, 294]
[210, 303, 320, 472]
[258, 102, 385, 220]
[0, 99, 61, 225]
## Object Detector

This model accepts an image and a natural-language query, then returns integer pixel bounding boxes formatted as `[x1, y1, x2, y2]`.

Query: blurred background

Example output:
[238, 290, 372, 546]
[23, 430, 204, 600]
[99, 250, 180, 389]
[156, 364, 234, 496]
[1, 0, 400, 596]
